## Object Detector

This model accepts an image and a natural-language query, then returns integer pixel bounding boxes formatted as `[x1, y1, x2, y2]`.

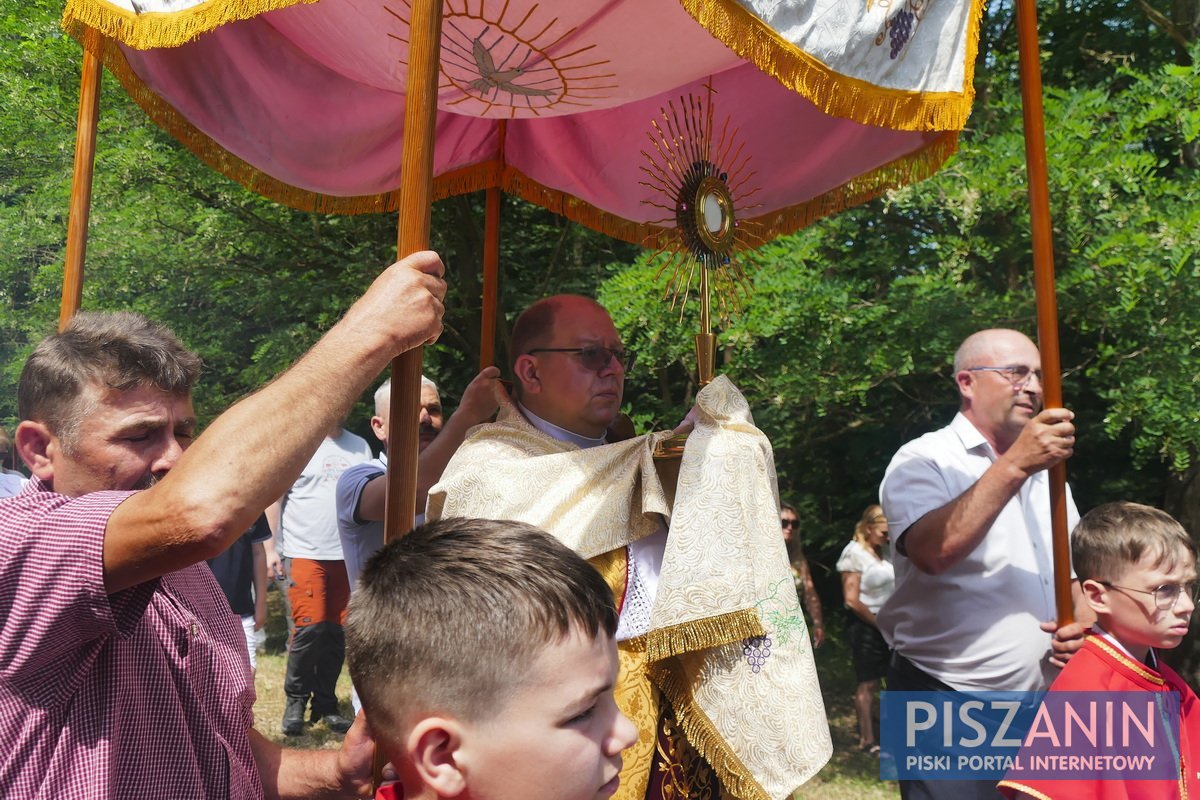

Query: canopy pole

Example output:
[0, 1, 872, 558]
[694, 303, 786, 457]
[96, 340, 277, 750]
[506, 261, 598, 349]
[376, 0, 442, 786]
[383, 0, 443, 551]
[479, 186, 500, 369]
[1016, 0, 1072, 625]
[60, 29, 103, 331]
[478, 120, 506, 369]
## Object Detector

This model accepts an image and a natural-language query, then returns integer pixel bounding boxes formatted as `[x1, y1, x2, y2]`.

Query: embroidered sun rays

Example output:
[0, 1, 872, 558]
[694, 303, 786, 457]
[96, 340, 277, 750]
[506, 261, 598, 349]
[640, 87, 764, 325]
[386, 0, 615, 117]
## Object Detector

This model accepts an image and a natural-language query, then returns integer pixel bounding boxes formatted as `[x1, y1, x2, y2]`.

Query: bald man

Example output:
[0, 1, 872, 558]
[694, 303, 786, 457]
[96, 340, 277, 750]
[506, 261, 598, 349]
[878, 328, 1093, 800]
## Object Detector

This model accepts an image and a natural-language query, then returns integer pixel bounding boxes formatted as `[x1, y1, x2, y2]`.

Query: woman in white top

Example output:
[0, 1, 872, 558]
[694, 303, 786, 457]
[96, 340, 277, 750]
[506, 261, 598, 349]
[836, 504, 895, 754]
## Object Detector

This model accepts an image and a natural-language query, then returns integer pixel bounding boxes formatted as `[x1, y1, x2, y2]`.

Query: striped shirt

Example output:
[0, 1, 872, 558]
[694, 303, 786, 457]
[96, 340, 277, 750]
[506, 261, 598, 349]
[0, 479, 261, 798]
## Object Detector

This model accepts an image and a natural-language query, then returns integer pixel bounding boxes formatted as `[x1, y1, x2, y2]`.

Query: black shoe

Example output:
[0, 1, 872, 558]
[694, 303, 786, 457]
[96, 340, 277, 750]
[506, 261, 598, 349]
[282, 697, 307, 737]
[318, 713, 353, 734]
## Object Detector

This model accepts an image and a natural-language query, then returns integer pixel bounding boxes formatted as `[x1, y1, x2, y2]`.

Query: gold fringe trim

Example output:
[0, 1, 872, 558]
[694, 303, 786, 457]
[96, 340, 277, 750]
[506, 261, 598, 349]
[649, 659, 771, 800]
[62, 0, 316, 51]
[1087, 635, 1166, 686]
[677, 0, 986, 132]
[64, 23, 959, 239]
[634, 608, 765, 664]
[498, 167, 668, 248]
[747, 131, 960, 242]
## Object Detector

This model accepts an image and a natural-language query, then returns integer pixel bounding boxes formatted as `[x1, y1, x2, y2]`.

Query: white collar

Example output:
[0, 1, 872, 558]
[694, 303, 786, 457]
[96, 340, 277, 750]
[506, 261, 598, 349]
[950, 412, 995, 457]
[518, 403, 607, 449]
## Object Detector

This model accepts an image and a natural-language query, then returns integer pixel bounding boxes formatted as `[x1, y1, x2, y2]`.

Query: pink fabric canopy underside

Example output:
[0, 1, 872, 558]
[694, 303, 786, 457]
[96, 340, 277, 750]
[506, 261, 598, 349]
[116, 0, 946, 224]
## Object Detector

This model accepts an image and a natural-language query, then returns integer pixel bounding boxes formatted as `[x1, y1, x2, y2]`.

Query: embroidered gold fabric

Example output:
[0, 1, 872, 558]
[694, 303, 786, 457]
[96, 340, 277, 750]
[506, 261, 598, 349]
[652, 703, 724, 800]
[427, 377, 832, 798]
[614, 644, 658, 800]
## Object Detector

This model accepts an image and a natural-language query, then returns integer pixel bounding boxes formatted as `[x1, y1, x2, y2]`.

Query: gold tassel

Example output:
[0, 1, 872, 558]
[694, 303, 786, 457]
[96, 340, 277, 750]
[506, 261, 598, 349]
[649, 659, 773, 800]
[676, 0, 985, 132]
[62, 0, 317, 51]
[638, 608, 765, 664]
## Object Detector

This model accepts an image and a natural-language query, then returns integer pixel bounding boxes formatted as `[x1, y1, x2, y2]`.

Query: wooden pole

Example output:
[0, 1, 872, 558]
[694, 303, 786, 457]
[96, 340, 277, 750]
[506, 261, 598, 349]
[480, 186, 500, 369]
[1016, 0, 1073, 625]
[375, 0, 442, 787]
[60, 29, 103, 331]
[383, 0, 443, 552]
[478, 120, 505, 369]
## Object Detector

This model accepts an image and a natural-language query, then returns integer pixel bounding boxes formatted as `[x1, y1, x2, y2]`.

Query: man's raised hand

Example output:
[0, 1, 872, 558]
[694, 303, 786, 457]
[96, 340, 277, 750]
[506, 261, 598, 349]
[1004, 407, 1075, 477]
[348, 251, 447, 355]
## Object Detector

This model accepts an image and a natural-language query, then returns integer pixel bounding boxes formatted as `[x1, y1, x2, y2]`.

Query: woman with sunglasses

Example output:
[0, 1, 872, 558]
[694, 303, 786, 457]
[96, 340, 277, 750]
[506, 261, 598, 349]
[780, 503, 825, 649]
[836, 504, 895, 755]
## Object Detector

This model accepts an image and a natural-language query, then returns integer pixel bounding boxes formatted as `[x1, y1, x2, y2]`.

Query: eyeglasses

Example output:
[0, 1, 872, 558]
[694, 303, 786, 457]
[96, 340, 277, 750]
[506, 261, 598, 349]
[967, 365, 1043, 389]
[780, 519, 799, 528]
[1099, 580, 1200, 610]
[526, 346, 636, 373]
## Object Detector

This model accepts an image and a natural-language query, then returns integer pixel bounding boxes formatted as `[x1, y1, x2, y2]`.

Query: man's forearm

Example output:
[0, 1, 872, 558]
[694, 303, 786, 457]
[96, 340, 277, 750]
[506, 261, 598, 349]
[415, 410, 477, 501]
[251, 730, 350, 800]
[103, 256, 444, 593]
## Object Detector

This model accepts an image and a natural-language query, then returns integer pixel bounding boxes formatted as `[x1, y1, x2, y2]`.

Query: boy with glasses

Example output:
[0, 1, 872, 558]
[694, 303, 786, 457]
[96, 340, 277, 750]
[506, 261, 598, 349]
[998, 502, 1200, 798]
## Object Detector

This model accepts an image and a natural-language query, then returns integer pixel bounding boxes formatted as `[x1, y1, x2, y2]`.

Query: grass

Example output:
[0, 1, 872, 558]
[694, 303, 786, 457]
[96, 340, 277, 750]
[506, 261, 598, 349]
[252, 586, 897, 797]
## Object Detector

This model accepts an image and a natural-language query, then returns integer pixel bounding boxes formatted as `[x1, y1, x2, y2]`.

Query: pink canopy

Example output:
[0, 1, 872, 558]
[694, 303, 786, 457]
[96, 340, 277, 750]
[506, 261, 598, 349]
[61, 0, 983, 243]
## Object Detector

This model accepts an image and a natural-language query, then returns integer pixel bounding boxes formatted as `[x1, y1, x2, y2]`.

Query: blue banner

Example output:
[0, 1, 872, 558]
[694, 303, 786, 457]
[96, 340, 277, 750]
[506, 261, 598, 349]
[880, 691, 1180, 781]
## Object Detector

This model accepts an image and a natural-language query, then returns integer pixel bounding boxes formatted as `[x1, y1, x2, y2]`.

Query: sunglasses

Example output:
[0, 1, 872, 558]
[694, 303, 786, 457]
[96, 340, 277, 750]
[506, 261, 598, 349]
[780, 519, 799, 528]
[526, 345, 636, 373]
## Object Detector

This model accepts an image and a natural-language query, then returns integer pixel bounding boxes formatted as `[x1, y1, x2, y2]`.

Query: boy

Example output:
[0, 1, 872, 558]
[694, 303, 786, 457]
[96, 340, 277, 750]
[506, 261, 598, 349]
[999, 501, 1200, 799]
[345, 517, 638, 800]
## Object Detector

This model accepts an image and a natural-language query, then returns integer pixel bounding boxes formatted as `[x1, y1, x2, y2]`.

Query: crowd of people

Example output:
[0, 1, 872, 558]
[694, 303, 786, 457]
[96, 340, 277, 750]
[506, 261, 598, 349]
[0, 252, 1193, 800]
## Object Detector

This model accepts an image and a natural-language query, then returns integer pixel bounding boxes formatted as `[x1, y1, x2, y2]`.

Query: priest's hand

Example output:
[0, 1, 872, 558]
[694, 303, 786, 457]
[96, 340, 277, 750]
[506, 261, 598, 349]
[673, 404, 700, 435]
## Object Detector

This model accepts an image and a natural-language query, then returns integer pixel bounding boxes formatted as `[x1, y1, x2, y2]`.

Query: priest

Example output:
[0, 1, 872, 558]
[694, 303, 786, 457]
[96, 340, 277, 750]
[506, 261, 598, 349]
[428, 295, 831, 800]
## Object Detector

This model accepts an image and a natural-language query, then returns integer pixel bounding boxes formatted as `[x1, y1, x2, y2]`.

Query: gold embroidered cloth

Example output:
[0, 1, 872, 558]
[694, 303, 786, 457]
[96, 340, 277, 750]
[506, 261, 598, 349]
[428, 376, 832, 799]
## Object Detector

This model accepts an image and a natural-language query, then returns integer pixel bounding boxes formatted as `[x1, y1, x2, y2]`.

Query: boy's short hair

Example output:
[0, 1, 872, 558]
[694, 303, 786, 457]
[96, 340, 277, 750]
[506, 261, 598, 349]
[1071, 501, 1196, 582]
[345, 517, 618, 741]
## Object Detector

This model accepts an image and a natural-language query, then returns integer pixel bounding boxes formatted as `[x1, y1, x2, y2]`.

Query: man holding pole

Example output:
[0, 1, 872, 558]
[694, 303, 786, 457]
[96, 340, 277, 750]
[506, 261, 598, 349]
[878, 328, 1093, 799]
[0, 252, 445, 798]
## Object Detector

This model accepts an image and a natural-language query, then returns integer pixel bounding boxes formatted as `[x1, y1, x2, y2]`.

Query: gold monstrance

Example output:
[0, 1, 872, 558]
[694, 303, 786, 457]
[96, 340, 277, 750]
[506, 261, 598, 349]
[640, 87, 763, 455]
